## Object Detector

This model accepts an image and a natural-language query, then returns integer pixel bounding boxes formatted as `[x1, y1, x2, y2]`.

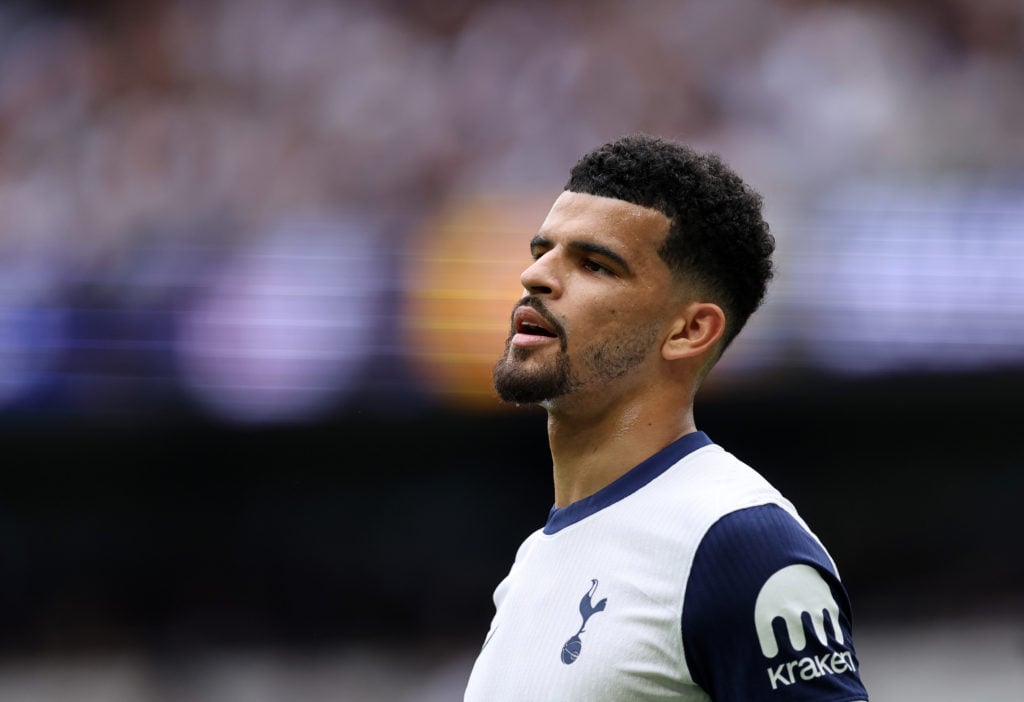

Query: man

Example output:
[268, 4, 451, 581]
[464, 133, 868, 701]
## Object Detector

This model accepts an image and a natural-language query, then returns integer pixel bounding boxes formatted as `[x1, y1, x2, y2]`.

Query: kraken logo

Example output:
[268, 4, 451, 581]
[754, 564, 842, 658]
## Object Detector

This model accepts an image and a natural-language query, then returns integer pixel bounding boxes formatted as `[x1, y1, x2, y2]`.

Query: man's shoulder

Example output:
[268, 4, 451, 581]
[647, 442, 795, 524]
[682, 502, 865, 701]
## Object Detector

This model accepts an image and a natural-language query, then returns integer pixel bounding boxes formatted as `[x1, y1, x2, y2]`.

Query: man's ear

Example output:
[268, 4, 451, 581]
[662, 302, 726, 361]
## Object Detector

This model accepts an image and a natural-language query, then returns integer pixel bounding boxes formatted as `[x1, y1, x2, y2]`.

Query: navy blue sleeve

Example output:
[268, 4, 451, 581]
[682, 504, 868, 701]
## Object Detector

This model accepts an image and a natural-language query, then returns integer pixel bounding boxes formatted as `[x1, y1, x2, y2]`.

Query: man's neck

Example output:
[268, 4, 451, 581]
[546, 397, 696, 508]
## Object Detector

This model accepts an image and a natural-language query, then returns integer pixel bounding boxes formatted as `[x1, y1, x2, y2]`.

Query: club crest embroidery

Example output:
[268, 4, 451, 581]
[560, 579, 608, 664]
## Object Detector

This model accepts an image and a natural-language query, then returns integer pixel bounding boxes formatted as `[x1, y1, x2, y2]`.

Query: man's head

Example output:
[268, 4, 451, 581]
[564, 132, 774, 355]
[493, 133, 774, 407]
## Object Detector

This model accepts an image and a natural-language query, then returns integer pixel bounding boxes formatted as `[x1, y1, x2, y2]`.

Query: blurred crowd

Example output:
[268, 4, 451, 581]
[0, 0, 1021, 422]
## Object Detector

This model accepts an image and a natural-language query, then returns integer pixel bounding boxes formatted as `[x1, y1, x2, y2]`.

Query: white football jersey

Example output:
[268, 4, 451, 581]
[464, 431, 868, 701]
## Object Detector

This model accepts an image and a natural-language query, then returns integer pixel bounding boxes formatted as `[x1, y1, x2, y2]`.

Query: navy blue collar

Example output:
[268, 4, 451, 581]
[543, 431, 713, 535]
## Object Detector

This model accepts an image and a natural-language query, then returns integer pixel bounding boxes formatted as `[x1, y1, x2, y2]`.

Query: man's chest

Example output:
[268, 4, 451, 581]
[464, 531, 707, 702]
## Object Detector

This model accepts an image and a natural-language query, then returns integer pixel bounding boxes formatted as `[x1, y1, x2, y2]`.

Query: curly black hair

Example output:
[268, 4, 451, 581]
[564, 132, 775, 353]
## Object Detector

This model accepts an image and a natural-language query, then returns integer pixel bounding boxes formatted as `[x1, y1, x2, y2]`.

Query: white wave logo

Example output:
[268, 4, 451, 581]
[754, 564, 856, 690]
[754, 564, 842, 658]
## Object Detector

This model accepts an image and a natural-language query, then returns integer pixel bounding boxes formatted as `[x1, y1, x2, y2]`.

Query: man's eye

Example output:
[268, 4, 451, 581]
[582, 259, 609, 274]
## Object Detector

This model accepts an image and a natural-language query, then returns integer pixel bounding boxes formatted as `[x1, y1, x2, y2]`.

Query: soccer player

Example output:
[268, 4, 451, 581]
[463, 133, 868, 701]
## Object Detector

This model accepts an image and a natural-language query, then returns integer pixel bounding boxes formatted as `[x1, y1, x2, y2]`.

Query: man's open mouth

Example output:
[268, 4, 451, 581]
[517, 320, 555, 337]
[513, 306, 558, 337]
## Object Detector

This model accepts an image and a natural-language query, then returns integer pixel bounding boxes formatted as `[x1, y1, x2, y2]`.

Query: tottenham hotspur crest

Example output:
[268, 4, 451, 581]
[561, 579, 608, 664]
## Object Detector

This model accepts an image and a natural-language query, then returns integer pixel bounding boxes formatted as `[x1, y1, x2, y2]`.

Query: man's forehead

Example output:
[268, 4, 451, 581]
[544, 191, 670, 233]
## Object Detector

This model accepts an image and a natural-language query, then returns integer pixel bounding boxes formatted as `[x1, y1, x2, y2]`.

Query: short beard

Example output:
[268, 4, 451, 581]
[492, 343, 574, 405]
[492, 320, 660, 406]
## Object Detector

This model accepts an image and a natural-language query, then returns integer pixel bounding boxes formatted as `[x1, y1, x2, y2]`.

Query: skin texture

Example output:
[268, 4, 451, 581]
[493, 191, 725, 507]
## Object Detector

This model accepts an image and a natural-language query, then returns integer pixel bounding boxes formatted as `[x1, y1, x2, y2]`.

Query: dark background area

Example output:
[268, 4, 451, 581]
[2, 369, 1019, 656]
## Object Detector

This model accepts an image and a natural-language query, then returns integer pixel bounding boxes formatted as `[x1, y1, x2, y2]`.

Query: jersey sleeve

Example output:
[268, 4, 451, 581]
[681, 503, 868, 701]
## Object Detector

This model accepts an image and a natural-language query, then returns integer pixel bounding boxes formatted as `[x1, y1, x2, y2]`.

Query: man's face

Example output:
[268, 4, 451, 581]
[493, 190, 680, 407]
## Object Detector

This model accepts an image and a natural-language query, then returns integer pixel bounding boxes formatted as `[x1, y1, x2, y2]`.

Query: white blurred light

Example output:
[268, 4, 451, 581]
[787, 178, 1024, 373]
[176, 213, 386, 424]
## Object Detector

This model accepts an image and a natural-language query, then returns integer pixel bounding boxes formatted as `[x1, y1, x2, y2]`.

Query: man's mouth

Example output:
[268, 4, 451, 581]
[512, 305, 558, 342]
[517, 320, 556, 337]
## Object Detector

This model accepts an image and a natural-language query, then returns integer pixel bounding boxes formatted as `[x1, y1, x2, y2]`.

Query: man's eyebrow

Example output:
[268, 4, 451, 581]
[529, 234, 632, 274]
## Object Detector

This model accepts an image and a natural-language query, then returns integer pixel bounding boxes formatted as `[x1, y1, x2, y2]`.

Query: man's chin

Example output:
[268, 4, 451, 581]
[493, 370, 541, 405]
[493, 377, 542, 405]
[492, 350, 573, 405]
[493, 376, 568, 406]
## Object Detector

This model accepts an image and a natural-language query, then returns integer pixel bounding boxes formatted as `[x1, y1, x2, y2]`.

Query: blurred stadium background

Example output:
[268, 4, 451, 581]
[0, 0, 1022, 699]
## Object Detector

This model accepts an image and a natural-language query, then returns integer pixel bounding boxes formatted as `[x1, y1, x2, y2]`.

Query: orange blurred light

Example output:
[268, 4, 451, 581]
[402, 192, 552, 411]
